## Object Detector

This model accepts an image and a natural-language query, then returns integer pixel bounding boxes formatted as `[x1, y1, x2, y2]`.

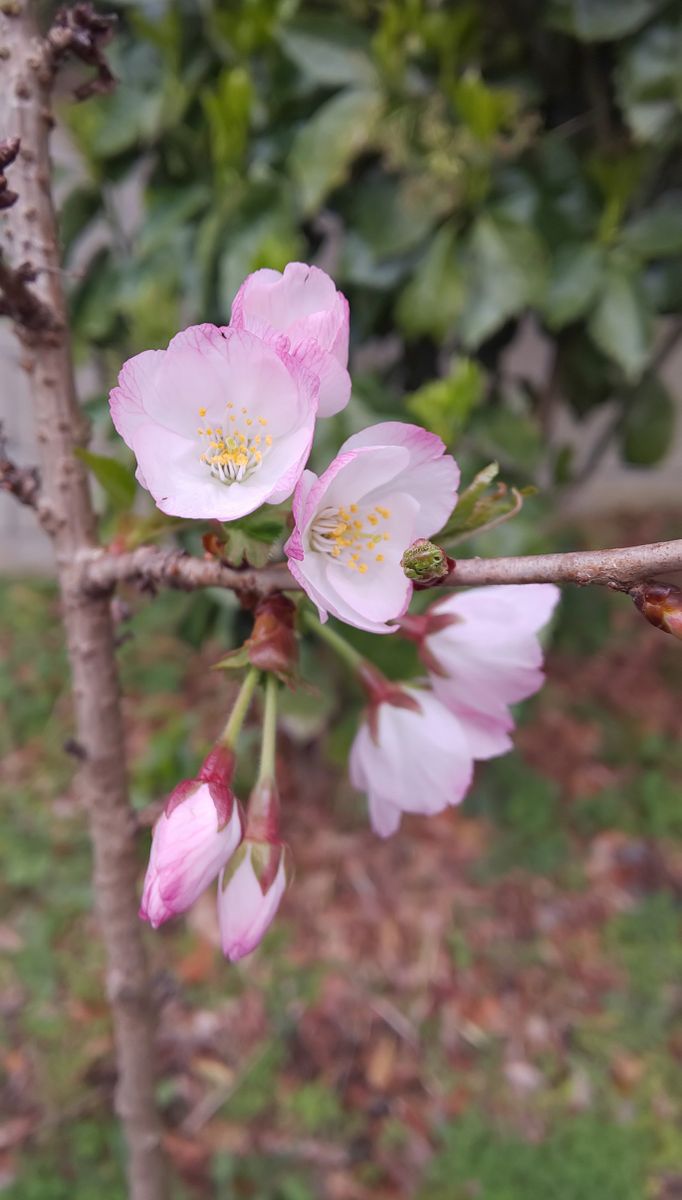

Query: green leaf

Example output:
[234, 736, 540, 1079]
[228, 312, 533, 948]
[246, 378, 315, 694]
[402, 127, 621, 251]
[218, 201, 304, 319]
[59, 186, 102, 261]
[136, 185, 211, 257]
[615, 19, 682, 143]
[289, 88, 383, 215]
[345, 176, 449, 260]
[543, 243, 605, 329]
[588, 263, 654, 381]
[221, 508, 289, 568]
[547, 0, 667, 41]
[458, 215, 546, 348]
[620, 374, 675, 465]
[278, 16, 377, 89]
[556, 328, 617, 416]
[396, 222, 464, 339]
[201, 67, 253, 173]
[74, 449, 136, 512]
[622, 198, 682, 257]
[438, 463, 525, 545]
[643, 259, 682, 314]
[406, 358, 485, 444]
[452, 69, 519, 143]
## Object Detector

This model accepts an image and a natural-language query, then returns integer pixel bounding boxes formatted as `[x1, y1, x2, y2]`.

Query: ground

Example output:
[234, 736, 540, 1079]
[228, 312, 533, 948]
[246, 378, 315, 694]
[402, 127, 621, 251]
[2, 518, 682, 1199]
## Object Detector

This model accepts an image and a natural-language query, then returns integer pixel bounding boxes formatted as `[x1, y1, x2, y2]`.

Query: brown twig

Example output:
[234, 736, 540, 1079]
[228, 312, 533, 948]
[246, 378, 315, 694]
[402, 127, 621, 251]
[41, 3, 117, 99]
[0, 136, 21, 209]
[78, 537, 682, 599]
[0, 252, 61, 332]
[0, 422, 57, 531]
[0, 4, 167, 1199]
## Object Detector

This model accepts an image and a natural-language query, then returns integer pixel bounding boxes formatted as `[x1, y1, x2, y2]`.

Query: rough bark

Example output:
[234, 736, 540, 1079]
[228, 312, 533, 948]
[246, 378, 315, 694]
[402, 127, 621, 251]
[79, 537, 682, 597]
[0, 6, 166, 1198]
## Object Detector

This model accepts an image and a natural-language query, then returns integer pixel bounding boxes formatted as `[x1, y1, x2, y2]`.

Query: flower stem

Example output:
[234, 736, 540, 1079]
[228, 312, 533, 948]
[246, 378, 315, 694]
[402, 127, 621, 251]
[258, 672, 278, 783]
[221, 667, 260, 748]
[301, 609, 366, 674]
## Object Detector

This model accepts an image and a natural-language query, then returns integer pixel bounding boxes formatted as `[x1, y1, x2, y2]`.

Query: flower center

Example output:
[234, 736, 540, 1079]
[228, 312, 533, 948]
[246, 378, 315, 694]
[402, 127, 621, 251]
[310, 503, 391, 573]
[197, 403, 272, 485]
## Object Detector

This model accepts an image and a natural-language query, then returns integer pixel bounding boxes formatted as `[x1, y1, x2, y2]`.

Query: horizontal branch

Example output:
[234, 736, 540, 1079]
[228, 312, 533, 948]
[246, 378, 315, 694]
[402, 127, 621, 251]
[79, 545, 294, 596]
[78, 537, 682, 600]
[444, 539, 682, 589]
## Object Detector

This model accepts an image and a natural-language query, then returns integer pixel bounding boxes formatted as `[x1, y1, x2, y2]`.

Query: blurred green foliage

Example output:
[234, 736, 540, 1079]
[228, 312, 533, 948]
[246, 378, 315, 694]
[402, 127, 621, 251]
[60, 0, 682, 503]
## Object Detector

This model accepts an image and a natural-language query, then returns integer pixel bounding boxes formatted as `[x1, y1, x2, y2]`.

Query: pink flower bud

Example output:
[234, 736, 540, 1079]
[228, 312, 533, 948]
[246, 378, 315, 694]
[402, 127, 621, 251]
[139, 748, 243, 929]
[217, 839, 289, 962]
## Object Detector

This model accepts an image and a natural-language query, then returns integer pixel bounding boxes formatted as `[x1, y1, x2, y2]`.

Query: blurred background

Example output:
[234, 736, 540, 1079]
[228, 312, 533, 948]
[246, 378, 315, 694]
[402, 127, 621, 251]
[2, 0, 682, 1196]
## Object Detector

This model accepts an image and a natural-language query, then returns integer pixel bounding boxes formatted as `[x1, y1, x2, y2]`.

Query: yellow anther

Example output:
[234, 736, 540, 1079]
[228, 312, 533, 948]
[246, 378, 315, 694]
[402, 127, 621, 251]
[246, 418, 253, 427]
[265, 435, 273, 446]
[367, 514, 379, 526]
[198, 406, 207, 417]
[376, 554, 385, 563]
[258, 417, 268, 426]
[350, 504, 358, 513]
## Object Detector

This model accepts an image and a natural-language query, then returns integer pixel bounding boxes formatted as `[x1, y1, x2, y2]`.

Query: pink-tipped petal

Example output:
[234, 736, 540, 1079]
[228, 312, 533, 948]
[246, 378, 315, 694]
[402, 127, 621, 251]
[140, 782, 242, 928]
[217, 846, 287, 962]
[349, 689, 475, 836]
[229, 263, 351, 417]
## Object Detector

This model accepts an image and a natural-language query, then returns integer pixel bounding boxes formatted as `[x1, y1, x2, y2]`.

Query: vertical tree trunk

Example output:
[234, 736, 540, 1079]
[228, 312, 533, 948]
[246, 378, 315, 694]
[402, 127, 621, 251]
[0, 6, 167, 1197]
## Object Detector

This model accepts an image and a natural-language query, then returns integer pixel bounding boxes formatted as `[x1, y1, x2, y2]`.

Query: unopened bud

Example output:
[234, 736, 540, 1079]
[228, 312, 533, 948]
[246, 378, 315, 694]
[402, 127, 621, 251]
[401, 539, 452, 587]
[630, 582, 682, 641]
[247, 595, 298, 679]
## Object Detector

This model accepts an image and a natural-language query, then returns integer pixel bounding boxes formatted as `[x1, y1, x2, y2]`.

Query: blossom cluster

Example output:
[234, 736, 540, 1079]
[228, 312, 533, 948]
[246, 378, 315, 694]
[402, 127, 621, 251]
[110, 262, 559, 961]
[110, 261, 458, 634]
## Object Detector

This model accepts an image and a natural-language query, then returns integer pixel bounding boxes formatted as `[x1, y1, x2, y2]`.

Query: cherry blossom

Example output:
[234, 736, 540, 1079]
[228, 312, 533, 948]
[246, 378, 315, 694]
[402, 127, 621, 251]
[110, 324, 318, 520]
[409, 584, 560, 759]
[230, 262, 350, 417]
[349, 688, 475, 837]
[285, 422, 459, 633]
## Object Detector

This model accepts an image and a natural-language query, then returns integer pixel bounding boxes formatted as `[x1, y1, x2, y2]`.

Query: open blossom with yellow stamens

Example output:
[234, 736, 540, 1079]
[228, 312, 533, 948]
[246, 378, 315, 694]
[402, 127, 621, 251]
[285, 423, 460, 634]
[109, 324, 318, 521]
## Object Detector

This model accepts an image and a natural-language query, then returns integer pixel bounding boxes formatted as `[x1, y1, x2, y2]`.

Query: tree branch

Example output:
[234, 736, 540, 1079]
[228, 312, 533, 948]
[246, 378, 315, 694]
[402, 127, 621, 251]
[79, 537, 682, 599]
[444, 539, 682, 590]
[0, 250, 62, 331]
[0, 422, 58, 532]
[80, 545, 295, 597]
[0, 5, 167, 1198]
